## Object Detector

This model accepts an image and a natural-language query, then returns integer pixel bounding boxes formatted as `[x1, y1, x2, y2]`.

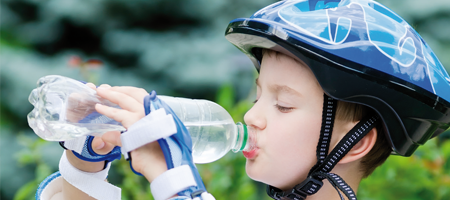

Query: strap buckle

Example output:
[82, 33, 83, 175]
[293, 176, 323, 197]
[266, 177, 323, 200]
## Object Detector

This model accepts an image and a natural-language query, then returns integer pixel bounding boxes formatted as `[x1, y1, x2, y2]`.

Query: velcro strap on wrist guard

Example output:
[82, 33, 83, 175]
[59, 151, 121, 200]
[120, 108, 177, 160]
[150, 165, 197, 200]
[63, 136, 87, 154]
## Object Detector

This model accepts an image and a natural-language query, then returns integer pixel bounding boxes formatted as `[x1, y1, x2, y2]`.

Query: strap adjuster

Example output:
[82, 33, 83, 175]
[293, 176, 323, 197]
[190, 189, 206, 198]
[266, 185, 284, 200]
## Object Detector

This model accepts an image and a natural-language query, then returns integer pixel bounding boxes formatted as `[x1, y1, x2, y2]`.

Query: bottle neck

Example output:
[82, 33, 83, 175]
[232, 122, 249, 152]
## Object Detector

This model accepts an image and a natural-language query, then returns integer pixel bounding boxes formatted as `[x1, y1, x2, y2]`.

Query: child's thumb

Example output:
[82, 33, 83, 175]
[91, 131, 122, 155]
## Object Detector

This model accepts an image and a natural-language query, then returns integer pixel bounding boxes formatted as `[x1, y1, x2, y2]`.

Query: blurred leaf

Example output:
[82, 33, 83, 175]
[442, 139, 450, 158]
[13, 181, 36, 200]
[15, 148, 35, 165]
[216, 83, 234, 111]
[36, 163, 52, 182]
[16, 134, 36, 148]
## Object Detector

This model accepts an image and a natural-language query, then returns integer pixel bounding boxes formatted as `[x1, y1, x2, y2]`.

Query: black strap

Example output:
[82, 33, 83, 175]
[323, 172, 357, 200]
[318, 96, 337, 163]
[314, 115, 379, 174]
[310, 96, 337, 174]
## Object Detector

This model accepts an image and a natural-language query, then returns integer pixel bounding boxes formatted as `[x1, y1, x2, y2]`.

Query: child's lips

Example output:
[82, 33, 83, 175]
[243, 148, 259, 159]
[243, 126, 258, 159]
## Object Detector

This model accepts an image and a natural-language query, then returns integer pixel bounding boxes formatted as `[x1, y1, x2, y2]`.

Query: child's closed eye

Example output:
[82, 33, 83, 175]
[275, 104, 294, 112]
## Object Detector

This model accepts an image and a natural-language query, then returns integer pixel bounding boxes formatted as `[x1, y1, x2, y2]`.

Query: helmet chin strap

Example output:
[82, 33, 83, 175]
[266, 94, 380, 200]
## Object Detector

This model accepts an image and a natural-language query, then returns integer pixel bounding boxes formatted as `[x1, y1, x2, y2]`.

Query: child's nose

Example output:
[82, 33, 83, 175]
[244, 100, 266, 130]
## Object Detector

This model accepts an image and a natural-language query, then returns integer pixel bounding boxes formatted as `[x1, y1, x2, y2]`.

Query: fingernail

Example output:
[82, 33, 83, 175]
[98, 84, 111, 89]
[95, 141, 105, 150]
[86, 83, 96, 89]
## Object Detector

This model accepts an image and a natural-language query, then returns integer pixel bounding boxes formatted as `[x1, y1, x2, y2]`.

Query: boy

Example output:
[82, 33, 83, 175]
[36, 0, 450, 199]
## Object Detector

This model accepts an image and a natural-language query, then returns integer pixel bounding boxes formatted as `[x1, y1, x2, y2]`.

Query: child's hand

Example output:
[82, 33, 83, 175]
[94, 85, 146, 128]
[65, 132, 120, 173]
[64, 83, 121, 172]
[94, 86, 168, 182]
[65, 82, 105, 124]
[84, 83, 124, 155]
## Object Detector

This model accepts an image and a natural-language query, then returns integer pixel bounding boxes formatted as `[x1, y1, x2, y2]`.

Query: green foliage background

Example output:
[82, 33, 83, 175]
[1, 0, 450, 200]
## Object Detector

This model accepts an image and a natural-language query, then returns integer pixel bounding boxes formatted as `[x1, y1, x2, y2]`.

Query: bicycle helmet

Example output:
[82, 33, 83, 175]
[225, 0, 450, 199]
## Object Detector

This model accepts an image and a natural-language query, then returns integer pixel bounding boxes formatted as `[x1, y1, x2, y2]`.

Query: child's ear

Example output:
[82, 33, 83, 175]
[338, 127, 377, 164]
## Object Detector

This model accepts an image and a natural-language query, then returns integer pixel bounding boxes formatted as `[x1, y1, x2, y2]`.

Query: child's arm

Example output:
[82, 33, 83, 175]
[37, 84, 131, 200]
[40, 86, 213, 200]
[61, 150, 109, 200]
[60, 133, 168, 199]
[37, 134, 123, 200]
[94, 86, 170, 182]
[95, 87, 214, 200]
[58, 84, 126, 199]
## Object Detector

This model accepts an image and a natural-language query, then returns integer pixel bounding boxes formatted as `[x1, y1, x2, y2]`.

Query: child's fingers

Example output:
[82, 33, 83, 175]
[101, 131, 122, 147]
[98, 84, 111, 89]
[95, 104, 142, 128]
[109, 86, 149, 104]
[96, 87, 143, 114]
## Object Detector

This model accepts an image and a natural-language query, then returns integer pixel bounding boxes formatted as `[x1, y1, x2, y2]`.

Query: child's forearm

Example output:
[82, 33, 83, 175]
[65, 150, 105, 172]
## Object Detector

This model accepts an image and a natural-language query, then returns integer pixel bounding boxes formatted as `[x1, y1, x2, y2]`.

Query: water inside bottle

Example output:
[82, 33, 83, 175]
[184, 121, 236, 164]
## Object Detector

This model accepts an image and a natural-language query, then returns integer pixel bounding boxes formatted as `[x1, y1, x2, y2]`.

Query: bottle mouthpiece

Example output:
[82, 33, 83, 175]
[232, 122, 257, 153]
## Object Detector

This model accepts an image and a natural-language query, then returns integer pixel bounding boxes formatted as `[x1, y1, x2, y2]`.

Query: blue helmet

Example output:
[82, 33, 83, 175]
[225, 0, 450, 157]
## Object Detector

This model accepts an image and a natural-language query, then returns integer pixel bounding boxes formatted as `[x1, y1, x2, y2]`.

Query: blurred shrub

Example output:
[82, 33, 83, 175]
[359, 136, 450, 199]
[12, 136, 53, 200]
[3, 0, 450, 199]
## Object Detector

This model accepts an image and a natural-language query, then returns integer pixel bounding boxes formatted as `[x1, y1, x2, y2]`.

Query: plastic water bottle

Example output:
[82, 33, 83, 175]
[27, 75, 255, 163]
[157, 95, 254, 163]
[27, 75, 125, 141]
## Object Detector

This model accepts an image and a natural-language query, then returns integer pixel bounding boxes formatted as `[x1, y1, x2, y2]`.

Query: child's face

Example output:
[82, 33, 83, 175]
[244, 52, 324, 190]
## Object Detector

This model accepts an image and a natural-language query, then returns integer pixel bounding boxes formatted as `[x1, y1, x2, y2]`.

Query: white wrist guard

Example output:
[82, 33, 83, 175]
[120, 108, 177, 160]
[149, 165, 217, 200]
[59, 151, 121, 200]
[150, 165, 197, 200]
[63, 136, 87, 154]
[36, 172, 63, 200]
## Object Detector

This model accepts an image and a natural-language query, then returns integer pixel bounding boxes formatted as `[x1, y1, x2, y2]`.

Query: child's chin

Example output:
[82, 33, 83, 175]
[245, 161, 256, 178]
[245, 161, 264, 182]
